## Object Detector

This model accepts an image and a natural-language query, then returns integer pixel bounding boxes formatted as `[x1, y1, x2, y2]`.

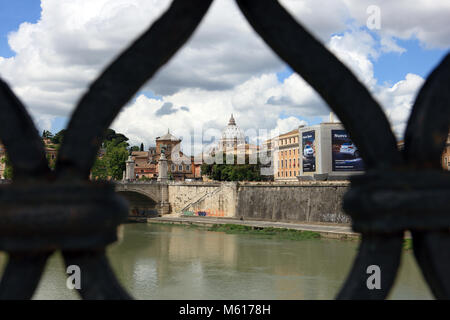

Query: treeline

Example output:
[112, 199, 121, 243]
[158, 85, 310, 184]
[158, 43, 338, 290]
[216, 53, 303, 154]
[2, 128, 142, 180]
[42, 129, 66, 145]
[201, 155, 263, 181]
[91, 129, 131, 180]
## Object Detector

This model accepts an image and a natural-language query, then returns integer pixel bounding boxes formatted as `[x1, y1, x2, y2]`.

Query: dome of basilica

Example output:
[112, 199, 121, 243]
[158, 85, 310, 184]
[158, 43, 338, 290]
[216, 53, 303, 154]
[220, 114, 245, 148]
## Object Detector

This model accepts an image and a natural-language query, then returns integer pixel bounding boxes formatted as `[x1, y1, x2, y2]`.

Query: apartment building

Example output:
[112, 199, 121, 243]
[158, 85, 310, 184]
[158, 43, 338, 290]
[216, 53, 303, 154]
[275, 129, 300, 181]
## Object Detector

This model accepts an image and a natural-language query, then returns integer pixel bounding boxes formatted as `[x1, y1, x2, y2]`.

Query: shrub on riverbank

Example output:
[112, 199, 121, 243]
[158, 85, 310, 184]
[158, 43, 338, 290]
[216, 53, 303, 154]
[208, 224, 321, 240]
[403, 238, 413, 250]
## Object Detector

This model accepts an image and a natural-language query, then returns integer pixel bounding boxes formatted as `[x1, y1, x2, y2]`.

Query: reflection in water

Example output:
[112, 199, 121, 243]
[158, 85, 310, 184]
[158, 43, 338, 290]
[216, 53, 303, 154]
[0, 224, 433, 299]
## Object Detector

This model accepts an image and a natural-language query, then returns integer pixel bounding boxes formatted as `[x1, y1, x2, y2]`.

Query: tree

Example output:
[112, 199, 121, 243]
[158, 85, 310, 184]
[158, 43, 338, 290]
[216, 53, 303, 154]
[130, 146, 140, 152]
[91, 157, 108, 180]
[104, 139, 129, 180]
[201, 154, 262, 181]
[42, 130, 53, 139]
[2, 150, 59, 179]
[1, 154, 13, 179]
[51, 129, 66, 145]
[103, 128, 129, 146]
[91, 130, 130, 180]
[91, 138, 128, 180]
[46, 154, 56, 170]
[139, 175, 150, 181]
[140, 143, 144, 151]
[201, 162, 212, 177]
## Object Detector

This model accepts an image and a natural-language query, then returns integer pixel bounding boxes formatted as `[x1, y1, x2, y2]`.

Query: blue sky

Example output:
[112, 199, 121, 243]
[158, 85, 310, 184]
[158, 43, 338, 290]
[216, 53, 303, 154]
[373, 38, 448, 85]
[0, 1, 65, 133]
[0, 1, 41, 57]
[0, 1, 448, 142]
[275, 36, 448, 126]
[274, 36, 448, 86]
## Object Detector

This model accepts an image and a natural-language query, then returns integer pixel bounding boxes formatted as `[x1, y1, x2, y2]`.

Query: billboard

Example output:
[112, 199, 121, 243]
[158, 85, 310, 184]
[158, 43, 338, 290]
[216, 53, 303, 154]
[302, 131, 316, 172]
[331, 130, 364, 171]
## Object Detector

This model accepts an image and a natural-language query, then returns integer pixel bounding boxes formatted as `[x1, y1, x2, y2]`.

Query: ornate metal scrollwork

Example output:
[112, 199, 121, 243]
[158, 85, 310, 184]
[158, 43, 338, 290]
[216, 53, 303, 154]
[0, 0, 448, 299]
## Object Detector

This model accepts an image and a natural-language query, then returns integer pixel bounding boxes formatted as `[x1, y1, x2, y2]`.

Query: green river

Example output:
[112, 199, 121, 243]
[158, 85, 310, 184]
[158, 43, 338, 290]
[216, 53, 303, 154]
[0, 223, 433, 299]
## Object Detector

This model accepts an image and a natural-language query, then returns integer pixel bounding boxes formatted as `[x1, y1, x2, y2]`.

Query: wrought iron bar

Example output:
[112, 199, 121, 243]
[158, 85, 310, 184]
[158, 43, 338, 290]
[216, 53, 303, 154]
[56, 0, 214, 180]
[235, 0, 450, 299]
[0, 0, 448, 300]
[0, 0, 213, 300]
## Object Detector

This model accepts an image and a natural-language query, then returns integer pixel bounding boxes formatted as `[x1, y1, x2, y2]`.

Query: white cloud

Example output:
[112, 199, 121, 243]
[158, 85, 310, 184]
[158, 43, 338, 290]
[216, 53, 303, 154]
[342, 0, 450, 49]
[328, 28, 379, 89]
[0, 0, 447, 149]
[375, 73, 425, 137]
[273, 117, 307, 136]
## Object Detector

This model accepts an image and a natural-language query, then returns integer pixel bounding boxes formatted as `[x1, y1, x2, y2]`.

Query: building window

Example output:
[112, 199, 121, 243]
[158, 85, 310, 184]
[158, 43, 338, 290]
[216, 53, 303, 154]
[171, 164, 175, 171]
[186, 165, 190, 171]
[179, 165, 183, 171]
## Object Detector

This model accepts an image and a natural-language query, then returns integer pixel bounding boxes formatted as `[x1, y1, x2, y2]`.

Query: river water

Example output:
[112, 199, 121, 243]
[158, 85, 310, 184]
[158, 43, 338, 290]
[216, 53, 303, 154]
[0, 223, 433, 299]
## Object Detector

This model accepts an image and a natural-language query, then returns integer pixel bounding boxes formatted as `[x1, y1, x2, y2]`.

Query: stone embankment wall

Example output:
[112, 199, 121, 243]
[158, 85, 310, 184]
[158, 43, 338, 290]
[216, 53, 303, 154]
[168, 182, 237, 217]
[167, 181, 351, 224]
[236, 181, 350, 224]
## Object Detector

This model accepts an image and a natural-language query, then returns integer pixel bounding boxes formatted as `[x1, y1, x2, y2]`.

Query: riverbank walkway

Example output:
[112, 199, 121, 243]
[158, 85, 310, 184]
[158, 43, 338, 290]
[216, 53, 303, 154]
[146, 215, 360, 239]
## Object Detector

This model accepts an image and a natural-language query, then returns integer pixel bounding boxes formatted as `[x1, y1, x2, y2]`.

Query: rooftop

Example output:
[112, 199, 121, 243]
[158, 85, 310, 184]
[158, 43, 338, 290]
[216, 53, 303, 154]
[156, 129, 181, 141]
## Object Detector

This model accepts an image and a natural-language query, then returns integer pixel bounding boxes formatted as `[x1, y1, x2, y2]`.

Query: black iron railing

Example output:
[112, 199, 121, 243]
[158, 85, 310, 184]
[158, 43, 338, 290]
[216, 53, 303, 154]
[0, 0, 449, 299]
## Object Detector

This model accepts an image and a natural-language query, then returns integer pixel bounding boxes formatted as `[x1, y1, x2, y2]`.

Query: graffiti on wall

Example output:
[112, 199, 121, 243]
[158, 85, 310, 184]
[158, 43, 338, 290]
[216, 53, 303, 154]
[182, 209, 226, 217]
[130, 207, 159, 217]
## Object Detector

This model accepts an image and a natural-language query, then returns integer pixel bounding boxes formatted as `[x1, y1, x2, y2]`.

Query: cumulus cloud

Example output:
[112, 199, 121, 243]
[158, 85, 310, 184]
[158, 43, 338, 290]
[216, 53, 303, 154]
[328, 28, 378, 89]
[375, 73, 425, 137]
[273, 117, 308, 136]
[342, 0, 450, 49]
[112, 26, 428, 151]
[155, 102, 177, 116]
[0, 0, 448, 150]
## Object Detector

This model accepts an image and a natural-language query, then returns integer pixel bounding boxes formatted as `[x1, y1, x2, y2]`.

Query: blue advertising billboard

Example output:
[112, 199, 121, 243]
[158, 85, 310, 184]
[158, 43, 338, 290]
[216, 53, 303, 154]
[331, 130, 364, 171]
[302, 131, 316, 172]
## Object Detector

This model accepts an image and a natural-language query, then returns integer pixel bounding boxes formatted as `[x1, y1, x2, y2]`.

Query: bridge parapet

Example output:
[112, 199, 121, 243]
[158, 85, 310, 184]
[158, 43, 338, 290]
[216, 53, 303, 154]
[115, 180, 162, 185]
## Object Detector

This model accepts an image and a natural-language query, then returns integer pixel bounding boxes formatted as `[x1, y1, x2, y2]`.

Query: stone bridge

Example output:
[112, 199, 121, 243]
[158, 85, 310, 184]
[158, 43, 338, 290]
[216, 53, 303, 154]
[115, 180, 351, 224]
[115, 181, 169, 217]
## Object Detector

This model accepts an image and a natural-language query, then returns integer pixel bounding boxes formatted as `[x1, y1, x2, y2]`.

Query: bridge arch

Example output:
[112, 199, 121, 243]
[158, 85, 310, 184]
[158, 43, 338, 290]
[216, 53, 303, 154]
[116, 184, 162, 217]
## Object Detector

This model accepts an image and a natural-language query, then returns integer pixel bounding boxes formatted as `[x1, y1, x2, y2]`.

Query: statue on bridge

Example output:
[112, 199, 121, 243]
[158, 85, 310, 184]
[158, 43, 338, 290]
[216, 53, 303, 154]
[157, 147, 168, 182]
[125, 155, 135, 181]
